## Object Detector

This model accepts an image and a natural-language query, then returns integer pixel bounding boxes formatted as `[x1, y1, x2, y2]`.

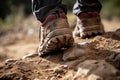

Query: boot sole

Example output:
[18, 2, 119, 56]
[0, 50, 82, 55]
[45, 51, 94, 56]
[73, 24, 105, 38]
[81, 24, 105, 38]
[38, 28, 74, 56]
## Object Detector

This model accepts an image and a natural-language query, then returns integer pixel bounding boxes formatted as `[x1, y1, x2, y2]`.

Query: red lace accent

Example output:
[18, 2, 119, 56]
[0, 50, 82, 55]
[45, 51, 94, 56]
[41, 13, 67, 26]
[78, 12, 100, 18]
[92, 12, 99, 17]
[79, 13, 90, 18]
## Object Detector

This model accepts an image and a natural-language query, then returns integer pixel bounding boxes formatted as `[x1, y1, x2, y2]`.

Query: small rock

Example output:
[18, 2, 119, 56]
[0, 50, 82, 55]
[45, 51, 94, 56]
[88, 74, 103, 80]
[63, 43, 90, 61]
[106, 53, 120, 68]
[5, 59, 17, 63]
[73, 60, 120, 80]
[47, 66, 64, 74]
[22, 53, 38, 59]
[64, 60, 81, 69]
[115, 28, 120, 38]
[78, 42, 91, 47]
[60, 65, 68, 69]
[53, 67, 64, 74]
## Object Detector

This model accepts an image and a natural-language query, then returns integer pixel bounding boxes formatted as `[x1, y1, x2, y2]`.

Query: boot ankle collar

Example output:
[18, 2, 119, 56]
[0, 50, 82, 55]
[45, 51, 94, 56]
[41, 13, 67, 26]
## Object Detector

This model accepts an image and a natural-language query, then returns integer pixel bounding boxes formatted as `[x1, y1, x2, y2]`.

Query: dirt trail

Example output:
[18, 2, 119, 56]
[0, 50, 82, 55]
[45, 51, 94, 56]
[0, 16, 120, 80]
[0, 30, 120, 80]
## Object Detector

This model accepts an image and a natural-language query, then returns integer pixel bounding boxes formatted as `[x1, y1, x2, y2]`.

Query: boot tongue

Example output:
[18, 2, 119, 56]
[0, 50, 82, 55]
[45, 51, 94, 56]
[41, 9, 67, 26]
[41, 14, 57, 26]
[78, 13, 90, 18]
[78, 12, 99, 19]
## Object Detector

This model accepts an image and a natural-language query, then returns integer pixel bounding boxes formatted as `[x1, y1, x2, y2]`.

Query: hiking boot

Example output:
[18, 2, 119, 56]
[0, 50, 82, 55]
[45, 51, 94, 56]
[38, 12, 74, 56]
[73, 12, 105, 38]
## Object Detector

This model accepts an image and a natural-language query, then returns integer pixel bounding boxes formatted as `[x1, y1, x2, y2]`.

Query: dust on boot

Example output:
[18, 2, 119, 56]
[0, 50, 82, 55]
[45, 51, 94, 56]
[38, 9, 74, 56]
[73, 12, 105, 38]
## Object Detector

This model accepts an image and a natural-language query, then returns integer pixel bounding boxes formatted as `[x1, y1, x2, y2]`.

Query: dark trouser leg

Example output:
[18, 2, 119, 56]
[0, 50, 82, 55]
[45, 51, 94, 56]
[32, 0, 74, 56]
[32, 0, 67, 22]
[73, 0, 104, 38]
[73, 0, 102, 16]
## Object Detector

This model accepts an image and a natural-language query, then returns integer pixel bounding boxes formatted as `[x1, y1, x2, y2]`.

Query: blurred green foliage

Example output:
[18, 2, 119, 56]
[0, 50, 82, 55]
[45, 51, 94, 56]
[0, 0, 120, 35]
[101, 0, 120, 19]
[63, 0, 75, 12]
[0, 0, 10, 19]
[0, 0, 120, 21]
[0, 0, 32, 35]
[63, 0, 120, 20]
[0, 0, 31, 21]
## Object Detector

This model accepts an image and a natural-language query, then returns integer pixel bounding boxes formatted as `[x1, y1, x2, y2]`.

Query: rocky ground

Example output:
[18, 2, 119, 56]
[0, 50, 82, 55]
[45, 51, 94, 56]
[0, 16, 120, 80]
